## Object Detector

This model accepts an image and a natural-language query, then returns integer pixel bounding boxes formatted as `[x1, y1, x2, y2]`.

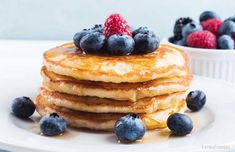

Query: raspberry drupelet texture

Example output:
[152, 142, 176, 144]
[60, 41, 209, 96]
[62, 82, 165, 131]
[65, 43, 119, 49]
[187, 31, 217, 49]
[103, 14, 132, 38]
[201, 18, 223, 36]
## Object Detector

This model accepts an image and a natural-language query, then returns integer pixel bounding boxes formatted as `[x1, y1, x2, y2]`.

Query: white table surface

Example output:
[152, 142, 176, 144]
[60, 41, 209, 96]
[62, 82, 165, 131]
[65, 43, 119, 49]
[0, 40, 68, 152]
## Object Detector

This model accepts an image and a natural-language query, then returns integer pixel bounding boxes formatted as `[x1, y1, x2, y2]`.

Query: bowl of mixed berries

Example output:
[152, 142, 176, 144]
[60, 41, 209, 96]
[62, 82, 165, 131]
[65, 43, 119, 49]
[167, 11, 235, 84]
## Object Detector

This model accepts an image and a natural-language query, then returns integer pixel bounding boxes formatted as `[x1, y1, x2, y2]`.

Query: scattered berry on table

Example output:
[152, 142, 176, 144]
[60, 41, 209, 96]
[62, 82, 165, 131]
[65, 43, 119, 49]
[199, 11, 220, 22]
[167, 113, 193, 136]
[187, 31, 217, 49]
[186, 90, 206, 111]
[107, 34, 135, 55]
[11, 96, 35, 119]
[103, 14, 132, 38]
[114, 114, 146, 143]
[39, 113, 67, 136]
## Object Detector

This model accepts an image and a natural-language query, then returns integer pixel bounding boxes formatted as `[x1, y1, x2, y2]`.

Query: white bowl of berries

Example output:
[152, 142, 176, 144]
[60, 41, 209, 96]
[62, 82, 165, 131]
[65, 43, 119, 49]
[165, 11, 235, 84]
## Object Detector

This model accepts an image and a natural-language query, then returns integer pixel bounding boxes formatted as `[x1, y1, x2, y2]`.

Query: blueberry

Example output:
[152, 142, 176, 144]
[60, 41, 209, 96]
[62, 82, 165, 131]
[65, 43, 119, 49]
[73, 24, 103, 49]
[176, 39, 187, 46]
[167, 113, 193, 136]
[90, 24, 103, 33]
[114, 114, 146, 143]
[132, 27, 153, 37]
[39, 113, 67, 136]
[225, 16, 235, 23]
[80, 32, 106, 54]
[11, 96, 35, 118]
[219, 21, 235, 37]
[107, 34, 135, 55]
[133, 32, 160, 54]
[218, 35, 234, 49]
[199, 11, 220, 22]
[73, 30, 92, 49]
[182, 23, 202, 38]
[186, 90, 206, 111]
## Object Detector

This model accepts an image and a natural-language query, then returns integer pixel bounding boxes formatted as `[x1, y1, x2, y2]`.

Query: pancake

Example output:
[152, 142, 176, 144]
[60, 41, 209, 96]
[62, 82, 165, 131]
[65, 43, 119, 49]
[42, 66, 192, 101]
[43, 43, 189, 83]
[39, 87, 186, 114]
[35, 95, 186, 130]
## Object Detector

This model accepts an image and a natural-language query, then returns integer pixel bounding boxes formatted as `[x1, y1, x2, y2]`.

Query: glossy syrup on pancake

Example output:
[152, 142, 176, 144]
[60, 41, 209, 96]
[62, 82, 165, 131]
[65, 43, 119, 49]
[36, 40, 192, 132]
[41, 66, 192, 101]
[43, 43, 189, 83]
[35, 95, 186, 131]
[39, 87, 187, 114]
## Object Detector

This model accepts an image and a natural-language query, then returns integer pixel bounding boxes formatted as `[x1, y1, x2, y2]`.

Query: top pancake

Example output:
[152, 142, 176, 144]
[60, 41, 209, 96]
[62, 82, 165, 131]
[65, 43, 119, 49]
[43, 43, 189, 83]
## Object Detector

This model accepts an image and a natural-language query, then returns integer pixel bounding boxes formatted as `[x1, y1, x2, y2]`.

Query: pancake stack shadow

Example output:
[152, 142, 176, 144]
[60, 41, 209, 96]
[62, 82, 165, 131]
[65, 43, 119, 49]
[35, 43, 192, 131]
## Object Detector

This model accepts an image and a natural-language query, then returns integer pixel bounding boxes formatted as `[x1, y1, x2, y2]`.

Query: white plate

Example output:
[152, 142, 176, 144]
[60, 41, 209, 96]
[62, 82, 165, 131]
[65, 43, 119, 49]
[1, 75, 235, 152]
[0, 41, 235, 152]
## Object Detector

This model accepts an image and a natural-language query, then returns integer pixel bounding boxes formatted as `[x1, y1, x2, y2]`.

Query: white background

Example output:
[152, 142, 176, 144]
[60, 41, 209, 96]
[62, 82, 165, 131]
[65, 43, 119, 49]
[0, 0, 235, 40]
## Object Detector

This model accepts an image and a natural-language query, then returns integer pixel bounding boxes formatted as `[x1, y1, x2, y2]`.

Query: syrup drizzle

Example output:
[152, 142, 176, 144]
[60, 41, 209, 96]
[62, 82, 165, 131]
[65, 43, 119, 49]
[26, 111, 201, 143]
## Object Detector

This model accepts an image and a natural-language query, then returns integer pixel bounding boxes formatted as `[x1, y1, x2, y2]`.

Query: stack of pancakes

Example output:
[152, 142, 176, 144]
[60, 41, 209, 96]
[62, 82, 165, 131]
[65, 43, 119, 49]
[35, 43, 192, 131]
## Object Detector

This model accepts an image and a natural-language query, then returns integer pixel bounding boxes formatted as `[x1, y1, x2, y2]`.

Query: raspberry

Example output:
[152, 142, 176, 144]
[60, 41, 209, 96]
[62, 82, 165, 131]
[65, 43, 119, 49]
[200, 18, 223, 36]
[103, 14, 132, 38]
[187, 31, 217, 49]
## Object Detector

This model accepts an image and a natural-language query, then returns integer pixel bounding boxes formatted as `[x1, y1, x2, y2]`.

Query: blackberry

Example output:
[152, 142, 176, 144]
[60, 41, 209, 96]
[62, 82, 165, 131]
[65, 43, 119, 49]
[168, 36, 178, 44]
[173, 17, 194, 40]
